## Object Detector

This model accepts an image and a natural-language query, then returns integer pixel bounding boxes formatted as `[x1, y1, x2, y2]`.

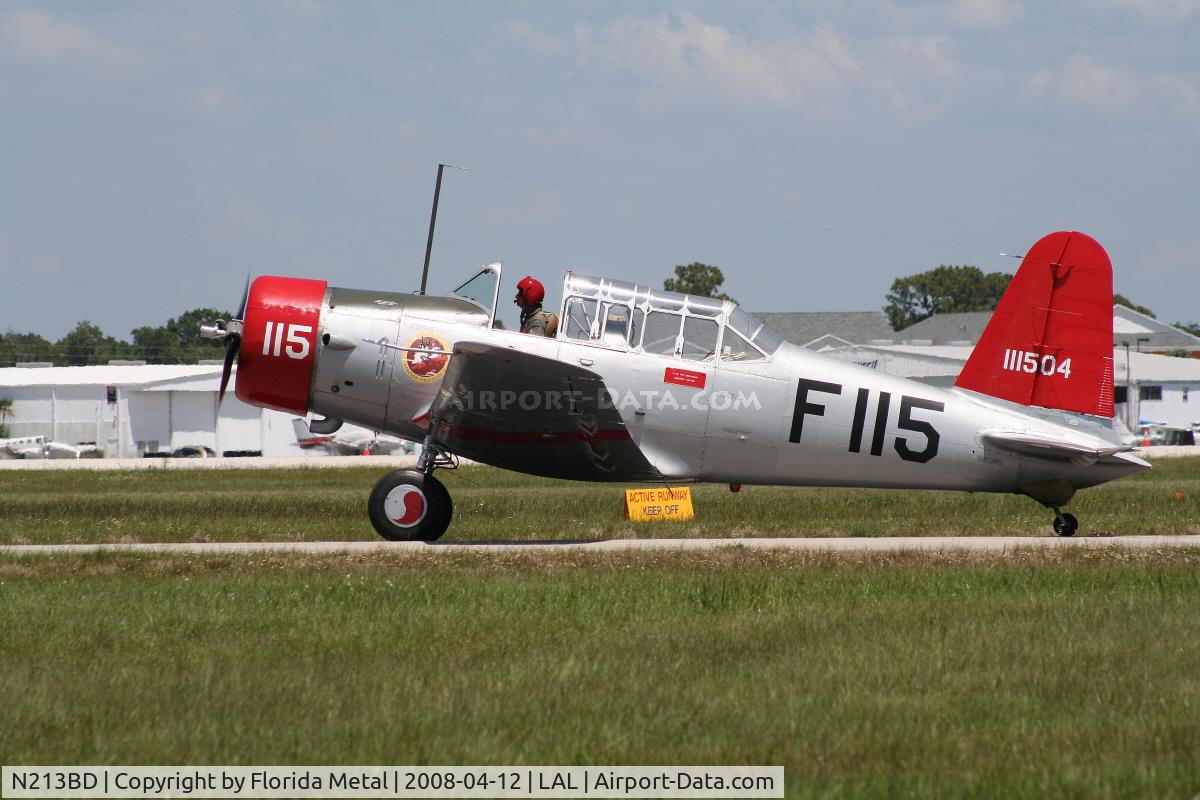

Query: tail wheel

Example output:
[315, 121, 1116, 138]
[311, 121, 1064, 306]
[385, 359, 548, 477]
[368, 469, 453, 541]
[1053, 512, 1079, 537]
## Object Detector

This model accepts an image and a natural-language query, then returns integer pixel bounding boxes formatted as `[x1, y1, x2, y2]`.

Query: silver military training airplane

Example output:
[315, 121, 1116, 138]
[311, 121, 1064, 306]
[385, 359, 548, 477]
[201, 230, 1147, 541]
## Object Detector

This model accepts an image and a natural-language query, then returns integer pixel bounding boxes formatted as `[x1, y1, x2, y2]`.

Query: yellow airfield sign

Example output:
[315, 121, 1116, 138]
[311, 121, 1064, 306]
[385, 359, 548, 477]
[624, 486, 695, 522]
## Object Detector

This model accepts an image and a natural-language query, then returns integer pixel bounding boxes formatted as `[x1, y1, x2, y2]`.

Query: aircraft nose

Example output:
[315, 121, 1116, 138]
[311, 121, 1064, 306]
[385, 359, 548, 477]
[235, 276, 328, 415]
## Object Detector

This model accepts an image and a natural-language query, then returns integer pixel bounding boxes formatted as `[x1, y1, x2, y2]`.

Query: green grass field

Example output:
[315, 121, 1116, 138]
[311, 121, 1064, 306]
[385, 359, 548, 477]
[2, 548, 1199, 797]
[3, 461, 1199, 797]
[1, 457, 1198, 544]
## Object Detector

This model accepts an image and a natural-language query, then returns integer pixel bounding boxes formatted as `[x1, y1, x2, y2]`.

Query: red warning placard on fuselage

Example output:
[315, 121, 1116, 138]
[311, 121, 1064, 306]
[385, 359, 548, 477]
[664, 367, 706, 389]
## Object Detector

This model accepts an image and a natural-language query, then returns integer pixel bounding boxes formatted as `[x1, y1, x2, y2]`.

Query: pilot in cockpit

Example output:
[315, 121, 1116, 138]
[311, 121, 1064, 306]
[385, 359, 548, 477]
[515, 276, 559, 337]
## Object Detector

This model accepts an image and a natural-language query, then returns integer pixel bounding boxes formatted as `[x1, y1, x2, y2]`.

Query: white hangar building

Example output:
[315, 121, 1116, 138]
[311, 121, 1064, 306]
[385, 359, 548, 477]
[0, 364, 304, 458]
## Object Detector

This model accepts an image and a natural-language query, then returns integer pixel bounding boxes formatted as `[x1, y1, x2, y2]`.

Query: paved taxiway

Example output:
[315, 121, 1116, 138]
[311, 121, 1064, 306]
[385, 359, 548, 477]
[2, 535, 1198, 557]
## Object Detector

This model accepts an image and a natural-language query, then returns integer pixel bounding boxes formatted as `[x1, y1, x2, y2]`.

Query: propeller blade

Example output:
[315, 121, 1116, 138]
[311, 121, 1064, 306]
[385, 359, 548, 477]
[217, 272, 250, 408]
[218, 334, 239, 406]
[236, 272, 250, 319]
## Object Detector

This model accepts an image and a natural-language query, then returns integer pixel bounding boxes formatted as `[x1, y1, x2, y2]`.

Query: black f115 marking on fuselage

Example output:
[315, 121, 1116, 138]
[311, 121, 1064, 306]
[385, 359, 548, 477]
[790, 378, 945, 463]
[788, 378, 841, 443]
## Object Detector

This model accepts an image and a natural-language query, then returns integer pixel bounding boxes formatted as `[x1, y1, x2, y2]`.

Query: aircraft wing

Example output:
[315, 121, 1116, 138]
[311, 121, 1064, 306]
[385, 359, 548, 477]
[981, 430, 1144, 465]
[429, 341, 663, 482]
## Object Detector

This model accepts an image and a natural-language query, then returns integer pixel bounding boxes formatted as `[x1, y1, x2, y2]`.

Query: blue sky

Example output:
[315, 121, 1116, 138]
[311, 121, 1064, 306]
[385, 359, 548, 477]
[2, 0, 1198, 339]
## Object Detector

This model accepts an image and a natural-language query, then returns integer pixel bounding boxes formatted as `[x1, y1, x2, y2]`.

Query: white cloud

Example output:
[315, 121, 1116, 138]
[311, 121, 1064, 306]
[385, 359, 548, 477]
[874, 36, 956, 112]
[571, 10, 965, 119]
[498, 19, 570, 60]
[890, 36, 956, 80]
[871, 0, 1023, 32]
[1027, 54, 1200, 118]
[577, 11, 868, 109]
[185, 82, 246, 117]
[0, 8, 146, 73]
[814, 26, 863, 77]
[949, 0, 1025, 30]
[1149, 72, 1200, 117]
[1054, 57, 1137, 111]
[1103, 0, 1200, 23]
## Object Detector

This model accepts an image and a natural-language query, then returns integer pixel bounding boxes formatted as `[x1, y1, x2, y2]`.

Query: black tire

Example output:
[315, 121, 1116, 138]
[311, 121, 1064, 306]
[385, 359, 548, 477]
[1053, 512, 1079, 537]
[367, 469, 453, 541]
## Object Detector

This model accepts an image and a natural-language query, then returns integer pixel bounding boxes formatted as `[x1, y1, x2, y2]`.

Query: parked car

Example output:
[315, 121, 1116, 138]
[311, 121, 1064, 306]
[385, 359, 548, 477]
[172, 445, 217, 458]
[1138, 424, 1196, 446]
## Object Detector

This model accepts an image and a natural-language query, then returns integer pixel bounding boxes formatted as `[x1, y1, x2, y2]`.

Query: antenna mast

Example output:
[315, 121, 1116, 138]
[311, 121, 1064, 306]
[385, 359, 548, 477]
[419, 163, 445, 295]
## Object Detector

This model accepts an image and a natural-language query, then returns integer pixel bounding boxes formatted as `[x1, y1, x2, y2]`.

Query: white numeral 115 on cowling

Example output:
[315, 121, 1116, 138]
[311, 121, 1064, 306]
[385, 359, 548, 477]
[262, 321, 313, 359]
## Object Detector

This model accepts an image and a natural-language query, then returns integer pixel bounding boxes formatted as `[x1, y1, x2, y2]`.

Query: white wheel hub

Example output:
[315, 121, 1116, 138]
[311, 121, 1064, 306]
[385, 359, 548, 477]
[385, 484, 427, 528]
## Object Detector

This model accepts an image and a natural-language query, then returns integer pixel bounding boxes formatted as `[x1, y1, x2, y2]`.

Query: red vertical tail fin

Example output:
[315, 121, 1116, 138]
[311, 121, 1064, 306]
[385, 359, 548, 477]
[955, 231, 1114, 417]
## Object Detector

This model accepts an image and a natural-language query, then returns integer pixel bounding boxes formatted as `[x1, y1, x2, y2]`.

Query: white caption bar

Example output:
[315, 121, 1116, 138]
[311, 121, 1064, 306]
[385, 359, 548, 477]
[2, 766, 784, 799]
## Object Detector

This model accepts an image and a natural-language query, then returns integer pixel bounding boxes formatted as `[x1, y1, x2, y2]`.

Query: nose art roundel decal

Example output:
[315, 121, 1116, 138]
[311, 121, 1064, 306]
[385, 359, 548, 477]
[401, 333, 449, 383]
[385, 485, 427, 527]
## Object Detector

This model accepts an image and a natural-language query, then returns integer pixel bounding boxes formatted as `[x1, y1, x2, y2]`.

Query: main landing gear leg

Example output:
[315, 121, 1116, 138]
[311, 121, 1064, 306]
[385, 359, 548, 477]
[1051, 507, 1079, 537]
[367, 434, 454, 542]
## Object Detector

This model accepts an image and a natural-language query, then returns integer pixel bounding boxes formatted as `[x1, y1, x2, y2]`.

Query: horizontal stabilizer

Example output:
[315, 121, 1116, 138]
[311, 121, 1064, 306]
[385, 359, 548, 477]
[982, 429, 1135, 464]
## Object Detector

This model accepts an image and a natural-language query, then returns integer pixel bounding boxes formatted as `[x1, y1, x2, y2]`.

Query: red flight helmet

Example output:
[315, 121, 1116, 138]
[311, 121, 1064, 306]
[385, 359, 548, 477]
[516, 276, 545, 306]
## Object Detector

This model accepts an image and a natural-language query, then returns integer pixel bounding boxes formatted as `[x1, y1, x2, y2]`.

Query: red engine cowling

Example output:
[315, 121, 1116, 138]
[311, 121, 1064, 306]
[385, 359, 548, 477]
[235, 276, 328, 415]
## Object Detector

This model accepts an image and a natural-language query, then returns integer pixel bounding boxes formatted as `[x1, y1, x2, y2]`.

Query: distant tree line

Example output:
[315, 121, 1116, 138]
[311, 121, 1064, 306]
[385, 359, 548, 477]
[0, 308, 231, 367]
[882, 265, 1010, 330]
[881, 265, 1195, 336]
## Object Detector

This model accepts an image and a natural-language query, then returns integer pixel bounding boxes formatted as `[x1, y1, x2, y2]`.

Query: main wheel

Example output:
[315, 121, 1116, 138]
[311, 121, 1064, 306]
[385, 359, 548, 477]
[368, 469, 453, 541]
[1053, 512, 1079, 537]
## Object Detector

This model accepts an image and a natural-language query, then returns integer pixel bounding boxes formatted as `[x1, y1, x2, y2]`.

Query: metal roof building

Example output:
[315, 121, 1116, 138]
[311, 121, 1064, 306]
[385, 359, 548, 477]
[888, 307, 1200, 353]
[0, 364, 303, 458]
[751, 311, 896, 351]
[1112, 306, 1200, 354]
[892, 312, 992, 346]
